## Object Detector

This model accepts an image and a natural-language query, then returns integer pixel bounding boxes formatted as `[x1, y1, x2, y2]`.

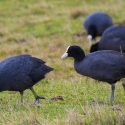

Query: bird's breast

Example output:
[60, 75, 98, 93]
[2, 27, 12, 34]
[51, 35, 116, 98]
[74, 60, 90, 77]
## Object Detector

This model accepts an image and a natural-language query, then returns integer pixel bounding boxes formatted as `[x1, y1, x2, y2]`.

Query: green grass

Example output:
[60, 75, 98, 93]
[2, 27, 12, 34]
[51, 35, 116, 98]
[0, 0, 125, 124]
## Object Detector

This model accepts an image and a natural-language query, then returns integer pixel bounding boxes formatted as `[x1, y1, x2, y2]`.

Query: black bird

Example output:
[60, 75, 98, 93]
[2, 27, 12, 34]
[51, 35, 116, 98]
[90, 25, 125, 53]
[84, 12, 113, 45]
[61, 45, 125, 102]
[0, 54, 53, 104]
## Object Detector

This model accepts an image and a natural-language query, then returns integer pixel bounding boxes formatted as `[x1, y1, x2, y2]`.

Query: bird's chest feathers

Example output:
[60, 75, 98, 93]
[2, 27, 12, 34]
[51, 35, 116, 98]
[74, 60, 90, 76]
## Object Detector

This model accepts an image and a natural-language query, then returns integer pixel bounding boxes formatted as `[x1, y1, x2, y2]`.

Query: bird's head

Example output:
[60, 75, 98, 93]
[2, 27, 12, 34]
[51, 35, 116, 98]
[87, 25, 97, 45]
[61, 45, 85, 62]
[90, 42, 99, 53]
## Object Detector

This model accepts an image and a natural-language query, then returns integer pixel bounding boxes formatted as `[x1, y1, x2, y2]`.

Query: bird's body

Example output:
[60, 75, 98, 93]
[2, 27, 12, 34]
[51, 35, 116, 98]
[90, 25, 125, 53]
[75, 50, 125, 83]
[0, 54, 53, 104]
[84, 12, 113, 45]
[84, 12, 113, 36]
[61, 46, 125, 102]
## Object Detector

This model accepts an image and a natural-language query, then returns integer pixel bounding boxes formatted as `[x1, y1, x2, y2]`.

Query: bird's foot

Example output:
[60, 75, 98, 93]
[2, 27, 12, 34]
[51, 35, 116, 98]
[33, 96, 45, 105]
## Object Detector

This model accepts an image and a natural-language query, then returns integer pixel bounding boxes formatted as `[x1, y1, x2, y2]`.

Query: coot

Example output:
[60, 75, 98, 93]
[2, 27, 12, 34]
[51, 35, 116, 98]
[84, 12, 113, 45]
[0, 54, 53, 104]
[61, 46, 125, 102]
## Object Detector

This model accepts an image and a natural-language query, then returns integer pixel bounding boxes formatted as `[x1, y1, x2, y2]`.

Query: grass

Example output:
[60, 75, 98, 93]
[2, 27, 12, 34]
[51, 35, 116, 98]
[0, 0, 125, 124]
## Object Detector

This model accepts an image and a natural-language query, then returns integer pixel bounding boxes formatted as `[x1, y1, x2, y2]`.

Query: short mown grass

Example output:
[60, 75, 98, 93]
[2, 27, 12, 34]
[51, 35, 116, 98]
[0, 0, 125, 124]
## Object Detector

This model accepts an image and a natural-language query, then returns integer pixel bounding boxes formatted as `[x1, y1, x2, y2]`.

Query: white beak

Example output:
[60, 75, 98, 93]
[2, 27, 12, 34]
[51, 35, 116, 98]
[61, 52, 68, 59]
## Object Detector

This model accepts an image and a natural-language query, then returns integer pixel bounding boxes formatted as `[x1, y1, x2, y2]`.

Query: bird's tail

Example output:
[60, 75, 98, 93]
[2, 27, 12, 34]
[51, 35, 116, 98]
[43, 64, 54, 73]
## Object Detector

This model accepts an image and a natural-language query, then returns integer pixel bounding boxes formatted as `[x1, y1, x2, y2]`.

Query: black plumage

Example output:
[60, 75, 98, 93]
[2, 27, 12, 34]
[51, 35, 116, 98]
[61, 46, 125, 102]
[90, 25, 125, 53]
[0, 54, 53, 104]
[84, 12, 113, 45]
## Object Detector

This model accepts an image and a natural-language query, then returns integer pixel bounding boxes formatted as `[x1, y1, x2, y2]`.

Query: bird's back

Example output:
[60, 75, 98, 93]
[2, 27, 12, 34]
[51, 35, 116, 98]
[0, 54, 53, 91]
[75, 50, 125, 83]
[84, 12, 113, 35]
[99, 26, 125, 52]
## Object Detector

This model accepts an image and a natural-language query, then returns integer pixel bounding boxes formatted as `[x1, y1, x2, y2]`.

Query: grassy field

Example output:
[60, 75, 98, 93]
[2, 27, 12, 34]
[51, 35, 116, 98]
[0, 0, 125, 124]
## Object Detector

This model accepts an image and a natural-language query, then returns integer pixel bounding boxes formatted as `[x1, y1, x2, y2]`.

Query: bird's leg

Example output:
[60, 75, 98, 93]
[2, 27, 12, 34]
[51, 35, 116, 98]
[19, 91, 23, 104]
[30, 87, 45, 105]
[110, 84, 115, 102]
[89, 40, 92, 46]
[122, 80, 125, 90]
[93, 38, 96, 43]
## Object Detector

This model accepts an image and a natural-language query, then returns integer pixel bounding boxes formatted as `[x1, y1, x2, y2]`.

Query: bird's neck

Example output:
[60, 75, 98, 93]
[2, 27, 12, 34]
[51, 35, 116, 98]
[73, 52, 85, 62]
[88, 25, 97, 39]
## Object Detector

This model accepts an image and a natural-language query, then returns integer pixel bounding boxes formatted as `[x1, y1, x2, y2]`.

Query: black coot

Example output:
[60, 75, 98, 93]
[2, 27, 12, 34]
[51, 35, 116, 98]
[90, 25, 125, 53]
[61, 45, 125, 102]
[84, 12, 113, 45]
[0, 54, 53, 104]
